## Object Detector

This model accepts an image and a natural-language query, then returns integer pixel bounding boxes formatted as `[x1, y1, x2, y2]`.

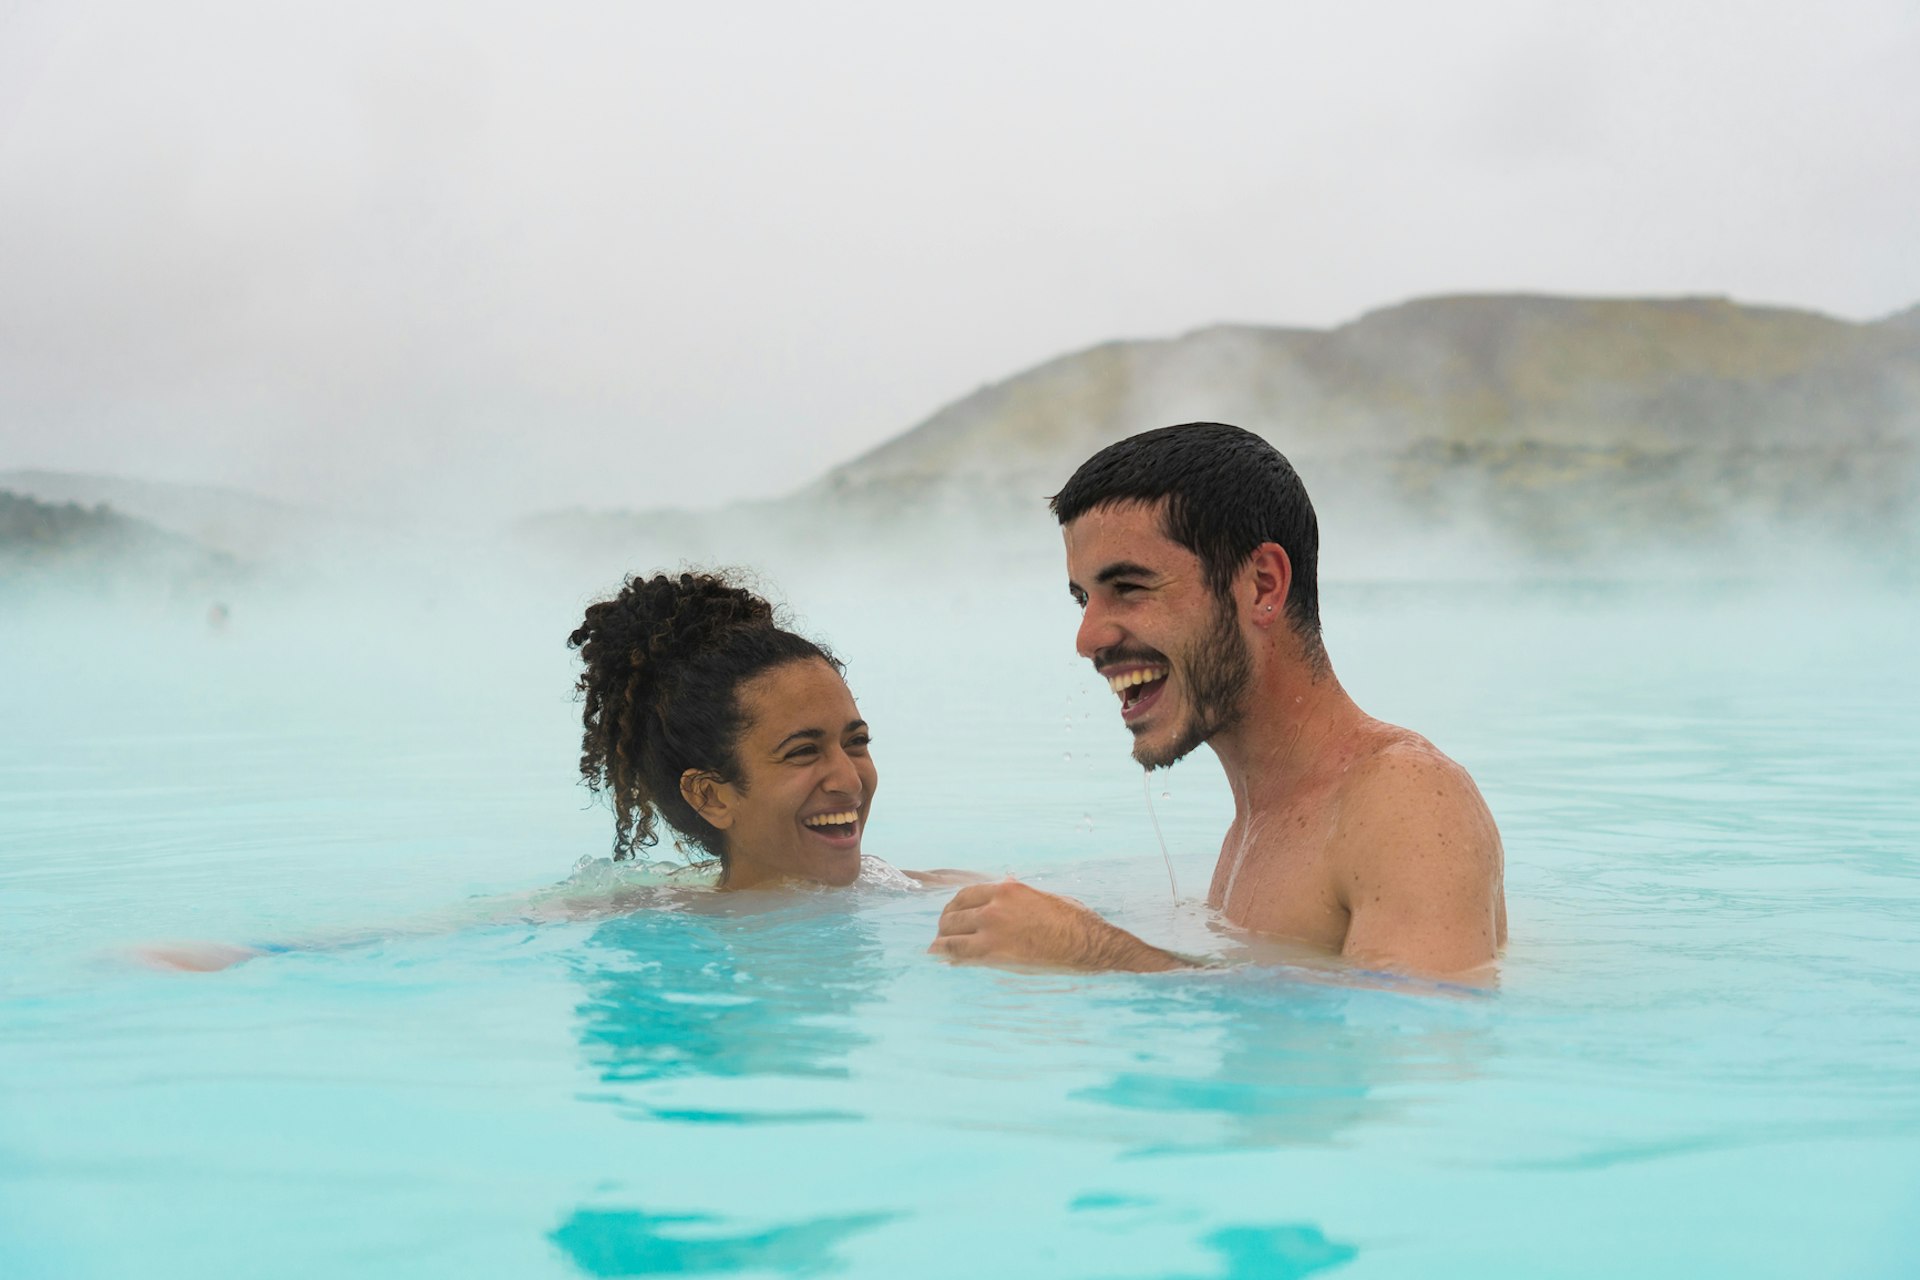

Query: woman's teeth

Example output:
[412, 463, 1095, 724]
[803, 811, 859, 828]
[1106, 667, 1168, 695]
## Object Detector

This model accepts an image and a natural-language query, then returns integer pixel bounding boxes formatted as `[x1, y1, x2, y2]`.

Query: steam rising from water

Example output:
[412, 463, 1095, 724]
[5, 497, 1914, 948]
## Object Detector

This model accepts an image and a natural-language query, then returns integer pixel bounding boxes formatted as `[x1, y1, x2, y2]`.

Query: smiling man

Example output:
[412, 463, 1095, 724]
[931, 423, 1506, 980]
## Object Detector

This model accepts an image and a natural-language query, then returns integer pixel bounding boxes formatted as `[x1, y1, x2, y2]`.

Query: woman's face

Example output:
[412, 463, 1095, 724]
[707, 658, 876, 889]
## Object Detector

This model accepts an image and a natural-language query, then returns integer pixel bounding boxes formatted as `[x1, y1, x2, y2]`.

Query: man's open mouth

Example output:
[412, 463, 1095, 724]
[1105, 665, 1170, 721]
[801, 810, 860, 842]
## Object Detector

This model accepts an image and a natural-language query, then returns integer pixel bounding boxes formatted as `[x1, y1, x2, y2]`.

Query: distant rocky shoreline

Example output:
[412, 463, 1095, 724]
[528, 294, 1920, 578]
[11, 293, 1918, 592]
[0, 490, 245, 602]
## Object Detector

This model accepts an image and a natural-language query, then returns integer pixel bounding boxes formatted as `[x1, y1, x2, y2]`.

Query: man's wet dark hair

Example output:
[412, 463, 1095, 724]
[1050, 422, 1323, 662]
[568, 571, 838, 864]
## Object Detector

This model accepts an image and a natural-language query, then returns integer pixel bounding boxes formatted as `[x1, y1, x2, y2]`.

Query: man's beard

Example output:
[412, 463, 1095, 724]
[1134, 595, 1251, 769]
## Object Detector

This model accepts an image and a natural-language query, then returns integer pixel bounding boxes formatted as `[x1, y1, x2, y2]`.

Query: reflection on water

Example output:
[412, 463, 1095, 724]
[569, 896, 888, 1101]
[1072, 1198, 1359, 1279]
[550, 1207, 897, 1278]
[558, 900, 898, 1275]
[1172, 1223, 1357, 1280]
[1075, 970, 1494, 1152]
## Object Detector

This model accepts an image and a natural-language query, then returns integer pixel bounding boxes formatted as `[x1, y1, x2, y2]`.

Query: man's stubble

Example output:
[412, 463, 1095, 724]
[1135, 592, 1252, 770]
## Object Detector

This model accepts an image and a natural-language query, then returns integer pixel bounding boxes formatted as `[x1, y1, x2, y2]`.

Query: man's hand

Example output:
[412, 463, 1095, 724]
[929, 879, 1190, 972]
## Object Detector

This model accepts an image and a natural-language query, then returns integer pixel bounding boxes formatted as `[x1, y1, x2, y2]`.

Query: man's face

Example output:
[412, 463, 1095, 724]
[1063, 501, 1252, 769]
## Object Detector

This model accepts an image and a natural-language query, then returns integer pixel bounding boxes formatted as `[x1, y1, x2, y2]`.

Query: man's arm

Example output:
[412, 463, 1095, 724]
[929, 880, 1196, 972]
[1333, 744, 1506, 979]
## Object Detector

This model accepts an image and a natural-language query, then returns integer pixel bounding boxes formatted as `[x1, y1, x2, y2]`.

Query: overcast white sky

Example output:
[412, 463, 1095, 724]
[3, 0, 1917, 518]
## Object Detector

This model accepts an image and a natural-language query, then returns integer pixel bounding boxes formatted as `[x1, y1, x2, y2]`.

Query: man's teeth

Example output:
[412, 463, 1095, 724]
[1106, 667, 1169, 694]
[803, 811, 859, 828]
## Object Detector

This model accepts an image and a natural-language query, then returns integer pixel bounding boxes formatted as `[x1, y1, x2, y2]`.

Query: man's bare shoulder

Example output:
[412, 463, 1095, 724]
[1329, 722, 1507, 972]
[1332, 725, 1503, 893]
[1341, 721, 1480, 791]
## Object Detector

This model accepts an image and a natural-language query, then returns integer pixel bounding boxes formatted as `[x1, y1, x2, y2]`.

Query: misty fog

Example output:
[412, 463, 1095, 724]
[4, 1, 1919, 523]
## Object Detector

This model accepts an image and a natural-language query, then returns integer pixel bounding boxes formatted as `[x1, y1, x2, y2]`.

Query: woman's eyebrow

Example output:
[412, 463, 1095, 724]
[772, 728, 824, 752]
[845, 719, 869, 735]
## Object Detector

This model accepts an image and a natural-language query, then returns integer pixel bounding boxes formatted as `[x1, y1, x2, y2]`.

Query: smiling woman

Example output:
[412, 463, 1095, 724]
[135, 570, 977, 972]
[569, 570, 943, 890]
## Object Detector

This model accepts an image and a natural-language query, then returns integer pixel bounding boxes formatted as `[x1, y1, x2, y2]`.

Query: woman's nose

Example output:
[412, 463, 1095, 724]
[822, 747, 862, 799]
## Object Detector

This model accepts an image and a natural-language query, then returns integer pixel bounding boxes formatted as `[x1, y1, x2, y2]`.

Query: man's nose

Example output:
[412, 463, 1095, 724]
[1076, 600, 1121, 660]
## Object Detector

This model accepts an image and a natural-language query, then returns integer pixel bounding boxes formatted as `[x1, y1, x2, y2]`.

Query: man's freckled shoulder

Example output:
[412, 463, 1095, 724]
[1364, 723, 1470, 774]
[1338, 730, 1495, 834]
[1318, 731, 1499, 923]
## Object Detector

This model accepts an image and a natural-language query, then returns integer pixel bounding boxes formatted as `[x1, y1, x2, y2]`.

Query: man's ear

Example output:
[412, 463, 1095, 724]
[1245, 542, 1294, 628]
[680, 769, 735, 830]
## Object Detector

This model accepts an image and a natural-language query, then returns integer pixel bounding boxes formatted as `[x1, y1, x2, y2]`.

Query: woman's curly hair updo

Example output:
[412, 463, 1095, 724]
[568, 571, 839, 864]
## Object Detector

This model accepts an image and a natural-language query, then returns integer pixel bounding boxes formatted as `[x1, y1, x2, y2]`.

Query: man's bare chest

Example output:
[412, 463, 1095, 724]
[1206, 802, 1348, 949]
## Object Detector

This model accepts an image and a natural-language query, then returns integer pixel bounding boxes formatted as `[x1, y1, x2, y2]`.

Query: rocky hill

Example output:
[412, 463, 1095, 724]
[528, 294, 1920, 579]
[0, 490, 244, 602]
[0, 470, 325, 560]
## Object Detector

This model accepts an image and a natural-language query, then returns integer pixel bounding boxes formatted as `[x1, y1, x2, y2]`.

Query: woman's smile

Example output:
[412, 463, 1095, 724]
[800, 808, 862, 846]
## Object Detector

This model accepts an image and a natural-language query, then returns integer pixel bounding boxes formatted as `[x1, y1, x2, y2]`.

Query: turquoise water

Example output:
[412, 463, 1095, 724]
[3, 580, 1918, 1277]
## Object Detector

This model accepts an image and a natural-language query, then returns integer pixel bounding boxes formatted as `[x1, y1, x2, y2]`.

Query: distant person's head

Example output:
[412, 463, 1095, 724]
[1050, 422, 1325, 768]
[568, 572, 875, 888]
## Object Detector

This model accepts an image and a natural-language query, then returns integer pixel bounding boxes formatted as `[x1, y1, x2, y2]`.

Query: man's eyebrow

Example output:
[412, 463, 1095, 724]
[772, 728, 824, 752]
[1095, 561, 1158, 585]
[845, 719, 868, 735]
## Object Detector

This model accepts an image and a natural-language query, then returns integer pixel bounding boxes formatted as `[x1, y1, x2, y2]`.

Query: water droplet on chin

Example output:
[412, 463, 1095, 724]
[1161, 791, 1171, 802]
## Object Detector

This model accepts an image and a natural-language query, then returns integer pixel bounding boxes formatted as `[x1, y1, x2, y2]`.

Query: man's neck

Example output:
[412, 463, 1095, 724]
[1209, 650, 1363, 818]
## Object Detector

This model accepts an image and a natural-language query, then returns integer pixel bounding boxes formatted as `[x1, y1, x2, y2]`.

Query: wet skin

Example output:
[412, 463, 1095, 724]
[690, 658, 877, 890]
[932, 500, 1507, 981]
